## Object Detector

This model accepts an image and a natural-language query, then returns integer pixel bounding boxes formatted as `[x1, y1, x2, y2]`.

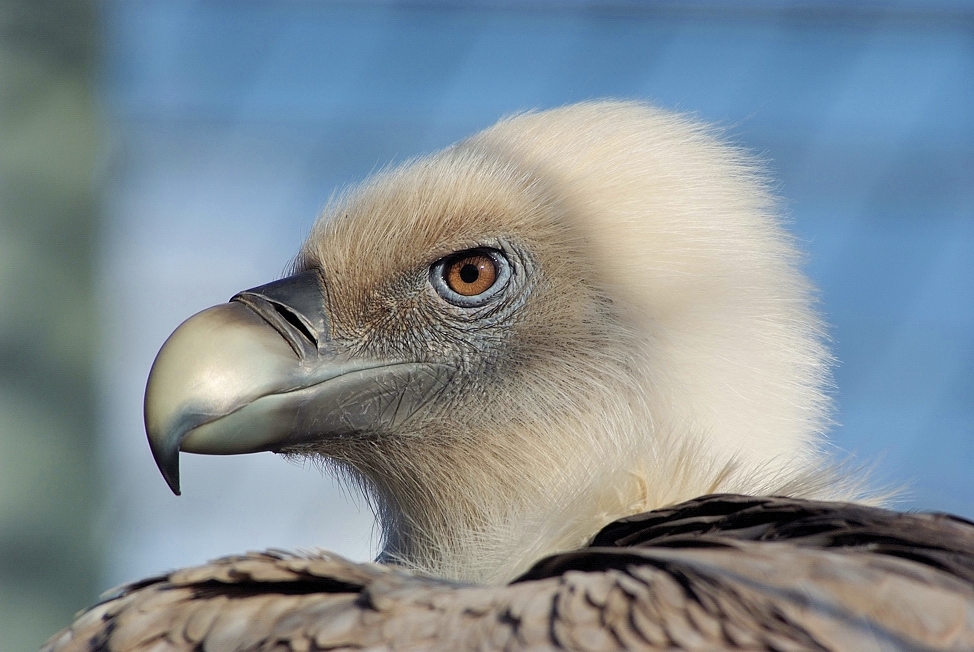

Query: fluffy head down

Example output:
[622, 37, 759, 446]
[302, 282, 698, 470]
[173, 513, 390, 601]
[296, 101, 855, 583]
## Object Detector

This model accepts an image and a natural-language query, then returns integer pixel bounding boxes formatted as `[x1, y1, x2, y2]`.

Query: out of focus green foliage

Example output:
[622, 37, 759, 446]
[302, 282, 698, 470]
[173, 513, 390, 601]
[0, 0, 101, 648]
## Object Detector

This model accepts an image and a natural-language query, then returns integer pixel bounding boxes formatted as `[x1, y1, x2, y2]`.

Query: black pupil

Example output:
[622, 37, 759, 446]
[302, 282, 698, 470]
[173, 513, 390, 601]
[459, 263, 479, 284]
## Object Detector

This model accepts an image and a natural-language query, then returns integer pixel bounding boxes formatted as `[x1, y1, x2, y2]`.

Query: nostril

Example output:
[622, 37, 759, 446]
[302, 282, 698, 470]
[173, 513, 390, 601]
[273, 303, 317, 347]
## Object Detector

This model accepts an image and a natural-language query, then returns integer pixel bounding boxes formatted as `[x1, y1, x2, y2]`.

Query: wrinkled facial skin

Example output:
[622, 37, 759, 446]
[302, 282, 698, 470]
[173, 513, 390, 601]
[291, 240, 546, 464]
[308, 239, 535, 385]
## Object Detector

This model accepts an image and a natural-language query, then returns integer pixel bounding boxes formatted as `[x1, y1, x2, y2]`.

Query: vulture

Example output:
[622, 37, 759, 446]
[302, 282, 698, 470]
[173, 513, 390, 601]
[46, 101, 974, 651]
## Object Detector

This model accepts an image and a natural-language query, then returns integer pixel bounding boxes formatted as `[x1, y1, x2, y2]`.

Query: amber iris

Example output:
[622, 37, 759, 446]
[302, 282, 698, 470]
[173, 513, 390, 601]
[445, 253, 497, 296]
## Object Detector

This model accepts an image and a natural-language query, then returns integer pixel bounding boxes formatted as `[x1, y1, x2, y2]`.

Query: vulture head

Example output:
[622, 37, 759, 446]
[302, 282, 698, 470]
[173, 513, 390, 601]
[145, 101, 852, 584]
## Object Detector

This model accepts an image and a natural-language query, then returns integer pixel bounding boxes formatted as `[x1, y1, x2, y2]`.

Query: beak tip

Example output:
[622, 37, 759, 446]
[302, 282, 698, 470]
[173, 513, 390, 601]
[163, 467, 182, 496]
[148, 429, 183, 496]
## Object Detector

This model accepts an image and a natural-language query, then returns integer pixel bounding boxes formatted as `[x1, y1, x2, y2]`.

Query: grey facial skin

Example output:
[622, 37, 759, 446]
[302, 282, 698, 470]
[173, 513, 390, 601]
[144, 269, 452, 495]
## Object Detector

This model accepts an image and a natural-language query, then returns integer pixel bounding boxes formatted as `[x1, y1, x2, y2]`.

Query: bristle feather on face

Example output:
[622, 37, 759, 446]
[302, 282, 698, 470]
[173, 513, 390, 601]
[291, 101, 866, 584]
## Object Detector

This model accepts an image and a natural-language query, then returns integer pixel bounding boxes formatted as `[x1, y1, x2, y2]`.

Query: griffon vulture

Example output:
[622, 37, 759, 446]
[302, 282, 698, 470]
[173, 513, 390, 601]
[46, 102, 974, 651]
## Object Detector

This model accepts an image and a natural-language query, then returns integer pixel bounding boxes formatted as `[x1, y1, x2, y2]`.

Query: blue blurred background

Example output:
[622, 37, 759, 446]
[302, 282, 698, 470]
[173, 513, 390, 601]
[2, 1, 972, 648]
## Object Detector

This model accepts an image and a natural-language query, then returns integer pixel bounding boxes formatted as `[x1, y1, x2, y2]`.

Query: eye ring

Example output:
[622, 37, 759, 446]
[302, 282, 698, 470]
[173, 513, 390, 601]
[430, 248, 511, 307]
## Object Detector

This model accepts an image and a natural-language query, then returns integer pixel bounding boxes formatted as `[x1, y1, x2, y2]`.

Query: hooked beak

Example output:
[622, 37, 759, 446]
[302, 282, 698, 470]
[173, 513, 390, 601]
[144, 269, 451, 495]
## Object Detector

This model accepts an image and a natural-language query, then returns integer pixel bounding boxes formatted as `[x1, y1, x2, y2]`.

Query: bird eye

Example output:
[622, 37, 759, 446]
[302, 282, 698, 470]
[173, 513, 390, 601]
[430, 248, 511, 307]
[446, 254, 496, 296]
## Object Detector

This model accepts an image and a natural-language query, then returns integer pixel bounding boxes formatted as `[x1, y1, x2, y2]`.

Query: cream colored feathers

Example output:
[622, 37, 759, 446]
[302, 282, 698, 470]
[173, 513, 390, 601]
[295, 101, 857, 584]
